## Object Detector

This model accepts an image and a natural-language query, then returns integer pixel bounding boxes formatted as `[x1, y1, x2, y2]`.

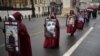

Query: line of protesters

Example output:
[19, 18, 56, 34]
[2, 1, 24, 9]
[44, 6, 98, 48]
[66, 8, 97, 36]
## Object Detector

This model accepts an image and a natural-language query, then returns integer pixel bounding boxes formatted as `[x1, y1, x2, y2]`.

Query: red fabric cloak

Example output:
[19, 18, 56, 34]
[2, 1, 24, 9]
[44, 17, 60, 48]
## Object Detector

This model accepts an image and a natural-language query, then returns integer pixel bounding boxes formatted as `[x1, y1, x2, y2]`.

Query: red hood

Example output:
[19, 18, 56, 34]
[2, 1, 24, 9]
[13, 12, 22, 21]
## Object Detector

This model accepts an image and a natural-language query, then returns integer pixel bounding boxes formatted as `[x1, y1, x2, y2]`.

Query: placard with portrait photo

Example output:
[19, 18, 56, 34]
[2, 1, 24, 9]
[4, 21, 20, 53]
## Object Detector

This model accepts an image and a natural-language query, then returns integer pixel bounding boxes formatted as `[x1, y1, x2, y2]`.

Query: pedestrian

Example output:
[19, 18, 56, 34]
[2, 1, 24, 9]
[98, 5, 100, 14]
[92, 6, 97, 19]
[25, 15, 27, 19]
[44, 15, 60, 48]
[8, 12, 32, 56]
[66, 10, 77, 36]
[28, 15, 31, 21]
[87, 5, 94, 19]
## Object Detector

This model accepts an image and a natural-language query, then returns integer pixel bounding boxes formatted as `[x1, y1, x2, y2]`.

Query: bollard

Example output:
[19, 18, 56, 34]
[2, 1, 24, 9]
[28, 15, 31, 21]
[36, 14, 37, 18]
[31, 15, 33, 18]
[21, 15, 23, 20]
[25, 15, 27, 19]
[5, 16, 7, 21]
[0, 16, 2, 22]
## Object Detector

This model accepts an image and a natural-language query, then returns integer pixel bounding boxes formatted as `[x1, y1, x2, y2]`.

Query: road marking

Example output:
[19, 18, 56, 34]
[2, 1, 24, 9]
[63, 27, 94, 56]
[0, 44, 5, 48]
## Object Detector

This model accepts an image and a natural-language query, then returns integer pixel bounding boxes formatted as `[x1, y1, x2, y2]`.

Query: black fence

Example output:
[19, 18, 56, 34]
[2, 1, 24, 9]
[0, 6, 32, 10]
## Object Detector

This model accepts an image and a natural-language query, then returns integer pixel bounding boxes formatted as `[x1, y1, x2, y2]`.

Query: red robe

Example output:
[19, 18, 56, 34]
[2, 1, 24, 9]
[76, 14, 84, 29]
[18, 22, 32, 56]
[66, 14, 77, 34]
[44, 18, 60, 48]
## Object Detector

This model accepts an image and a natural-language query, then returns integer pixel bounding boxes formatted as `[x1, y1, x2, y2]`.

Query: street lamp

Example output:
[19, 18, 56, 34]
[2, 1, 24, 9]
[7, 0, 9, 17]
[30, 0, 35, 17]
[7, 8, 9, 17]
[43, 0, 47, 16]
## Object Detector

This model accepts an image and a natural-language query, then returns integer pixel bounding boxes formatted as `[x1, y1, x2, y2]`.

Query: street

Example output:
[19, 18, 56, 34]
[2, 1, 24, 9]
[0, 14, 100, 56]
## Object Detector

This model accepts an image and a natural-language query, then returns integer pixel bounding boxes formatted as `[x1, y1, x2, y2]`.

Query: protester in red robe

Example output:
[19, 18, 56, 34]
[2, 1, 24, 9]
[66, 10, 77, 36]
[76, 10, 85, 29]
[44, 15, 60, 48]
[8, 12, 32, 56]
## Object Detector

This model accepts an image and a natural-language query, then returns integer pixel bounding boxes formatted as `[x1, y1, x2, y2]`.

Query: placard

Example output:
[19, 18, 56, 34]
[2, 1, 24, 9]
[45, 19, 57, 38]
[67, 16, 75, 27]
[4, 21, 20, 53]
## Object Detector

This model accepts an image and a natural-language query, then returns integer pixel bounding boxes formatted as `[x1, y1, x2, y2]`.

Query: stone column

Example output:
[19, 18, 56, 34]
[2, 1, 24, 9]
[61, 0, 71, 17]
[27, 0, 31, 5]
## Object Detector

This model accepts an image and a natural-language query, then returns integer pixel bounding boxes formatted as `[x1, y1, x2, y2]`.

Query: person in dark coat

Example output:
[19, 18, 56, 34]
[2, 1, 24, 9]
[8, 12, 32, 56]
[44, 15, 60, 48]
[92, 6, 97, 19]
[98, 5, 100, 14]
[87, 5, 94, 19]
